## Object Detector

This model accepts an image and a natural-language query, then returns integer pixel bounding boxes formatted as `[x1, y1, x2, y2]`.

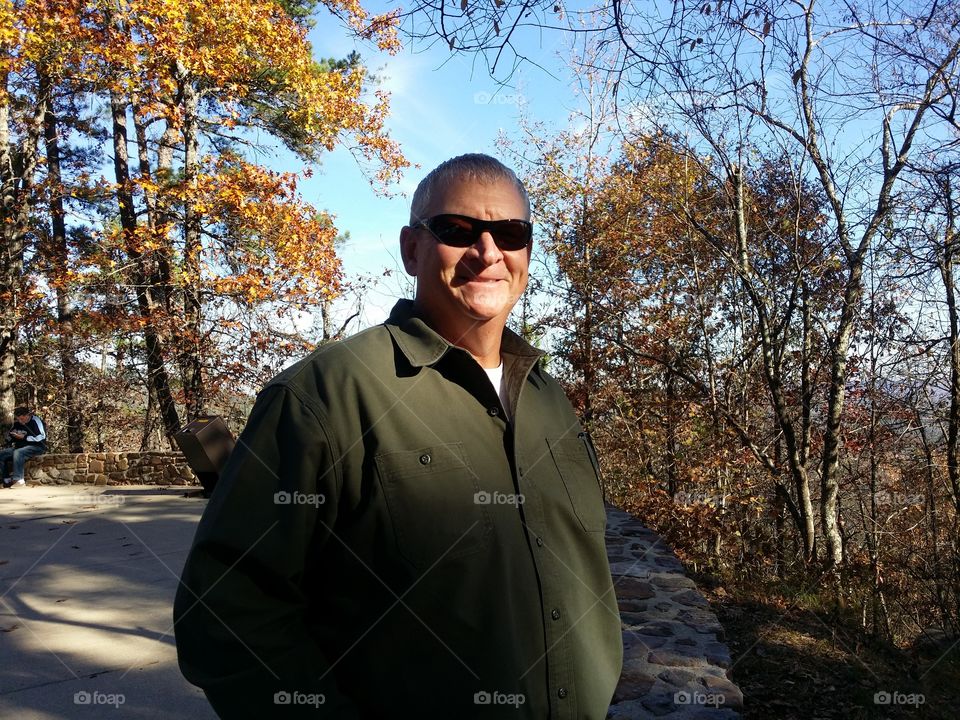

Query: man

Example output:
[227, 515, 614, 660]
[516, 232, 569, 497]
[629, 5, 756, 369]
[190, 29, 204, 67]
[1, 406, 47, 488]
[174, 154, 623, 718]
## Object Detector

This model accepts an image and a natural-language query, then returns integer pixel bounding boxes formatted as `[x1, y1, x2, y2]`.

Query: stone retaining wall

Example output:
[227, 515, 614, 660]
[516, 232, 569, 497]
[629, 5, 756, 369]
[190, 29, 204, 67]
[20, 452, 198, 486]
[606, 505, 743, 719]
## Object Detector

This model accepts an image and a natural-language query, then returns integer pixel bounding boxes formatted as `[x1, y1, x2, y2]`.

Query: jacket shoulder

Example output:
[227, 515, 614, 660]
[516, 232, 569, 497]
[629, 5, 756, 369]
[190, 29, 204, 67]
[530, 361, 569, 396]
[259, 324, 395, 411]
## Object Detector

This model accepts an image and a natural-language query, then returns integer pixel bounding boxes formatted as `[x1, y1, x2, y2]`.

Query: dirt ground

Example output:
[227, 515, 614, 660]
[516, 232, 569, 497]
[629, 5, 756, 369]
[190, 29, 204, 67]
[698, 580, 958, 719]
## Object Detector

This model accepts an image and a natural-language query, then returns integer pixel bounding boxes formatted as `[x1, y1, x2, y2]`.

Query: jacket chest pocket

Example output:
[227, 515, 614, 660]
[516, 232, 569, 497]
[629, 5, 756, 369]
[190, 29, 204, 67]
[376, 442, 493, 571]
[547, 436, 607, 532]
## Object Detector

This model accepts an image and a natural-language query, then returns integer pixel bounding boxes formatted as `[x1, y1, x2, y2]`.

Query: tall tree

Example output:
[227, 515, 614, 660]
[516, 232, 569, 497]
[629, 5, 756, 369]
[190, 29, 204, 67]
[410, 0, 960, 572]
[39, 69, 83, 450]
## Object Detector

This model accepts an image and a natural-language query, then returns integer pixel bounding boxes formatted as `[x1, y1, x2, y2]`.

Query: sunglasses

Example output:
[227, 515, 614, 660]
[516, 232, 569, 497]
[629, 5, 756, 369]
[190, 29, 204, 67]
[410, 213, 532, 251]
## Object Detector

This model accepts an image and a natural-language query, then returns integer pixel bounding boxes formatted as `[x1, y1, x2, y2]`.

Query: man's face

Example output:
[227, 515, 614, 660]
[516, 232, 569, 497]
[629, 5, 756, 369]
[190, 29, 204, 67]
[14, 414, 29, 425]
[400, 177, 531, 334]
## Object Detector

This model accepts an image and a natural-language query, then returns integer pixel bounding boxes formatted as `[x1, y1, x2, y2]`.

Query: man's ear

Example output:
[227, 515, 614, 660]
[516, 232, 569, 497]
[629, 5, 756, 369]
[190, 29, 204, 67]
[399, 226, 419, 276]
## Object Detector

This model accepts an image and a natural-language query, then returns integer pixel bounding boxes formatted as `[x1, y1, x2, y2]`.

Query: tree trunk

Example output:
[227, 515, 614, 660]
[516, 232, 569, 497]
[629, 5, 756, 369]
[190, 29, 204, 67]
[179, 65, 204, 421]
[665, 370, 679, 498]
[0, 71, 46, 422]
[729, 165, 817, 561]
[820, 253, 866, 569]
[40, 69, 83, 451]
[939, 175, 960, 514]
[110, 89, 181, 444]
[798, 281, 817, 559]
[133, 95, 174, 317]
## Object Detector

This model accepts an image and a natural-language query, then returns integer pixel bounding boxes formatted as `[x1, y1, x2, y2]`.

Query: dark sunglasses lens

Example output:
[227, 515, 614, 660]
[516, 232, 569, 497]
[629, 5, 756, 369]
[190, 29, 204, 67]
[491, 221, 530, 250]
[429, 217, 476, 247]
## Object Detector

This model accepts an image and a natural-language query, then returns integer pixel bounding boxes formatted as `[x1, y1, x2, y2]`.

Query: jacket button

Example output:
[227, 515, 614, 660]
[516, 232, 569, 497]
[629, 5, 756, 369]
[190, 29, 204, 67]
[557, 688, 568, 699]
[419, 454, 431, 465]
[551, 608, 560, 620]
[536, 537, 543, 547]
[487, 406, 499, 416]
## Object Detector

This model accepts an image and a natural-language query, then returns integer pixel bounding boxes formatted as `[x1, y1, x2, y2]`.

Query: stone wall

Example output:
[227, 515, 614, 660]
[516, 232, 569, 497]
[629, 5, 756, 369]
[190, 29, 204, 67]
[20, 452, 198, 486]
[606, 505, 743, 719]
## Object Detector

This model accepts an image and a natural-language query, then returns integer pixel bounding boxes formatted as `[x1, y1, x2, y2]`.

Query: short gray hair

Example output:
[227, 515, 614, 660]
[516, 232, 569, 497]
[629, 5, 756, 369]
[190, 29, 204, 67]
[409, 153, 530, 224]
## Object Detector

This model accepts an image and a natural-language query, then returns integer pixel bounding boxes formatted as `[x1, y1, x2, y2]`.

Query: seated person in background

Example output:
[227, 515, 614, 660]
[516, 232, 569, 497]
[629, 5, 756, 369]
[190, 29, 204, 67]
[1, 406, 47, 488]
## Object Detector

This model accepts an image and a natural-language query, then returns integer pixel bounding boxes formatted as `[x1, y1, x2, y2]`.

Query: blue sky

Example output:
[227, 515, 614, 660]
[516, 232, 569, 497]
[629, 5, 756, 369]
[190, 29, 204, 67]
[274, 5, 578, 326]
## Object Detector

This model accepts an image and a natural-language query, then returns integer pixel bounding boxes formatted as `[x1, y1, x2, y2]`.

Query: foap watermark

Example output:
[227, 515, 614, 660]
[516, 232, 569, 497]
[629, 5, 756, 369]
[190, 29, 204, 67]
[274, 490, 325, 507]
[874, 690, 925, 706]
[73, 690, 125, 708]
[874, 491, 923, 507]
[473, 90, 525, 106]
[67, 493, 125, 507]
[474, 490, 525, 506]
[273, 690, 325, 707]
[674, 690, 726, 708]
[474, 690, 526, 708]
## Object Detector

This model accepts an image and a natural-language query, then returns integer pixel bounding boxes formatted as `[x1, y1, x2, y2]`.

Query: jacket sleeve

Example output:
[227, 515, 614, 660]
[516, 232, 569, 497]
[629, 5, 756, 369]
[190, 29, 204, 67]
[25, 417, 45, 443]
[174, 384, 361, 719]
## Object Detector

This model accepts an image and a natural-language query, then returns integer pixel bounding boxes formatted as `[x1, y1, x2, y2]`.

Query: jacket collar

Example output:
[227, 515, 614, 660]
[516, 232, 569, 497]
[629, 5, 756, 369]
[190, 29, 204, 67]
[385, 299, 545, 369]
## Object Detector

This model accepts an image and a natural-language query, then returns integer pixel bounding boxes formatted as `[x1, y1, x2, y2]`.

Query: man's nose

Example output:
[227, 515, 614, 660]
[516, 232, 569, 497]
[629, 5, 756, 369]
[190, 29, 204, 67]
[474, 231, 504, 264]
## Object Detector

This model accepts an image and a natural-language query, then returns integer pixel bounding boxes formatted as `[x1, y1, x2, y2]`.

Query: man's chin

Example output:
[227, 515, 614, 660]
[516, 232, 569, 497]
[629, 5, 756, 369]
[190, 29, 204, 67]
[458, 301, 514, 323]
[459, 290, 517, 318]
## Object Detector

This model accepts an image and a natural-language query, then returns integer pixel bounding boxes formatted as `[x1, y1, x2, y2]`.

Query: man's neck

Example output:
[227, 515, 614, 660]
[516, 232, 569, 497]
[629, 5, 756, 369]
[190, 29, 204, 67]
[414, 303, 505, 368]
[461, 331, 503, 368]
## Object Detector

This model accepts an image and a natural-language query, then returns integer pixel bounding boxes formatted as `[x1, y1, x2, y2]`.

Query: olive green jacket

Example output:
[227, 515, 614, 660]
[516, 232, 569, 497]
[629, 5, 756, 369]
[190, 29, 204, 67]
[174, 300, 623, 718]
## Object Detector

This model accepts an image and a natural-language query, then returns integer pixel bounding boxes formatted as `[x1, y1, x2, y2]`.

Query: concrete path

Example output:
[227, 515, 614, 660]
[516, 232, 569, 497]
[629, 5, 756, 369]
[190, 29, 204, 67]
[0, 485, 215, 719]
[1, 486, 743, 719]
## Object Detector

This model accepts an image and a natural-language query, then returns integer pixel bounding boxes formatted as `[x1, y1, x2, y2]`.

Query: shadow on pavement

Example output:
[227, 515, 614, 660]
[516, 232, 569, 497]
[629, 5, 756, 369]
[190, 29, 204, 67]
[0, 485, 215, 719]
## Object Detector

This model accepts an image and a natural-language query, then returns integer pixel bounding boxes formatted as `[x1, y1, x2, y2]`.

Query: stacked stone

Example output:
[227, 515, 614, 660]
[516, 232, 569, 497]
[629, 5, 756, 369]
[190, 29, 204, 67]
[21, 452, 197, 486]
[606, 505, 743, 719]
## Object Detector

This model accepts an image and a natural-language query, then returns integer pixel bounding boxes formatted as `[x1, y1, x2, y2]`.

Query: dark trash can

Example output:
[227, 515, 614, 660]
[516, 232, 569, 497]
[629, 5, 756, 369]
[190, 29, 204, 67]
[174, 415, 235, 496]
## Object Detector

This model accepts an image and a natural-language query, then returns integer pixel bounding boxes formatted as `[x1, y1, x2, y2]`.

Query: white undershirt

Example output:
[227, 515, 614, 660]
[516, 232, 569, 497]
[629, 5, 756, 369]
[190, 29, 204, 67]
[483, 360, 510, 419]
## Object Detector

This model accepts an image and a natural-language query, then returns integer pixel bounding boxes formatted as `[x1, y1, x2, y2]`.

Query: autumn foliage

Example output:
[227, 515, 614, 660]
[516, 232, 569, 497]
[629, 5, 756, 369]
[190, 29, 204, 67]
[510, 120, 959, 651]
[1, 0, 407, 447]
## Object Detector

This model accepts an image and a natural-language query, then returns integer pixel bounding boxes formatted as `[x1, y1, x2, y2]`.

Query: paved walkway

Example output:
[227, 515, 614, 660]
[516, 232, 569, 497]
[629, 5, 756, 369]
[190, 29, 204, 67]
[1, 486, 742, 719]
[0, 486, 215, 718]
